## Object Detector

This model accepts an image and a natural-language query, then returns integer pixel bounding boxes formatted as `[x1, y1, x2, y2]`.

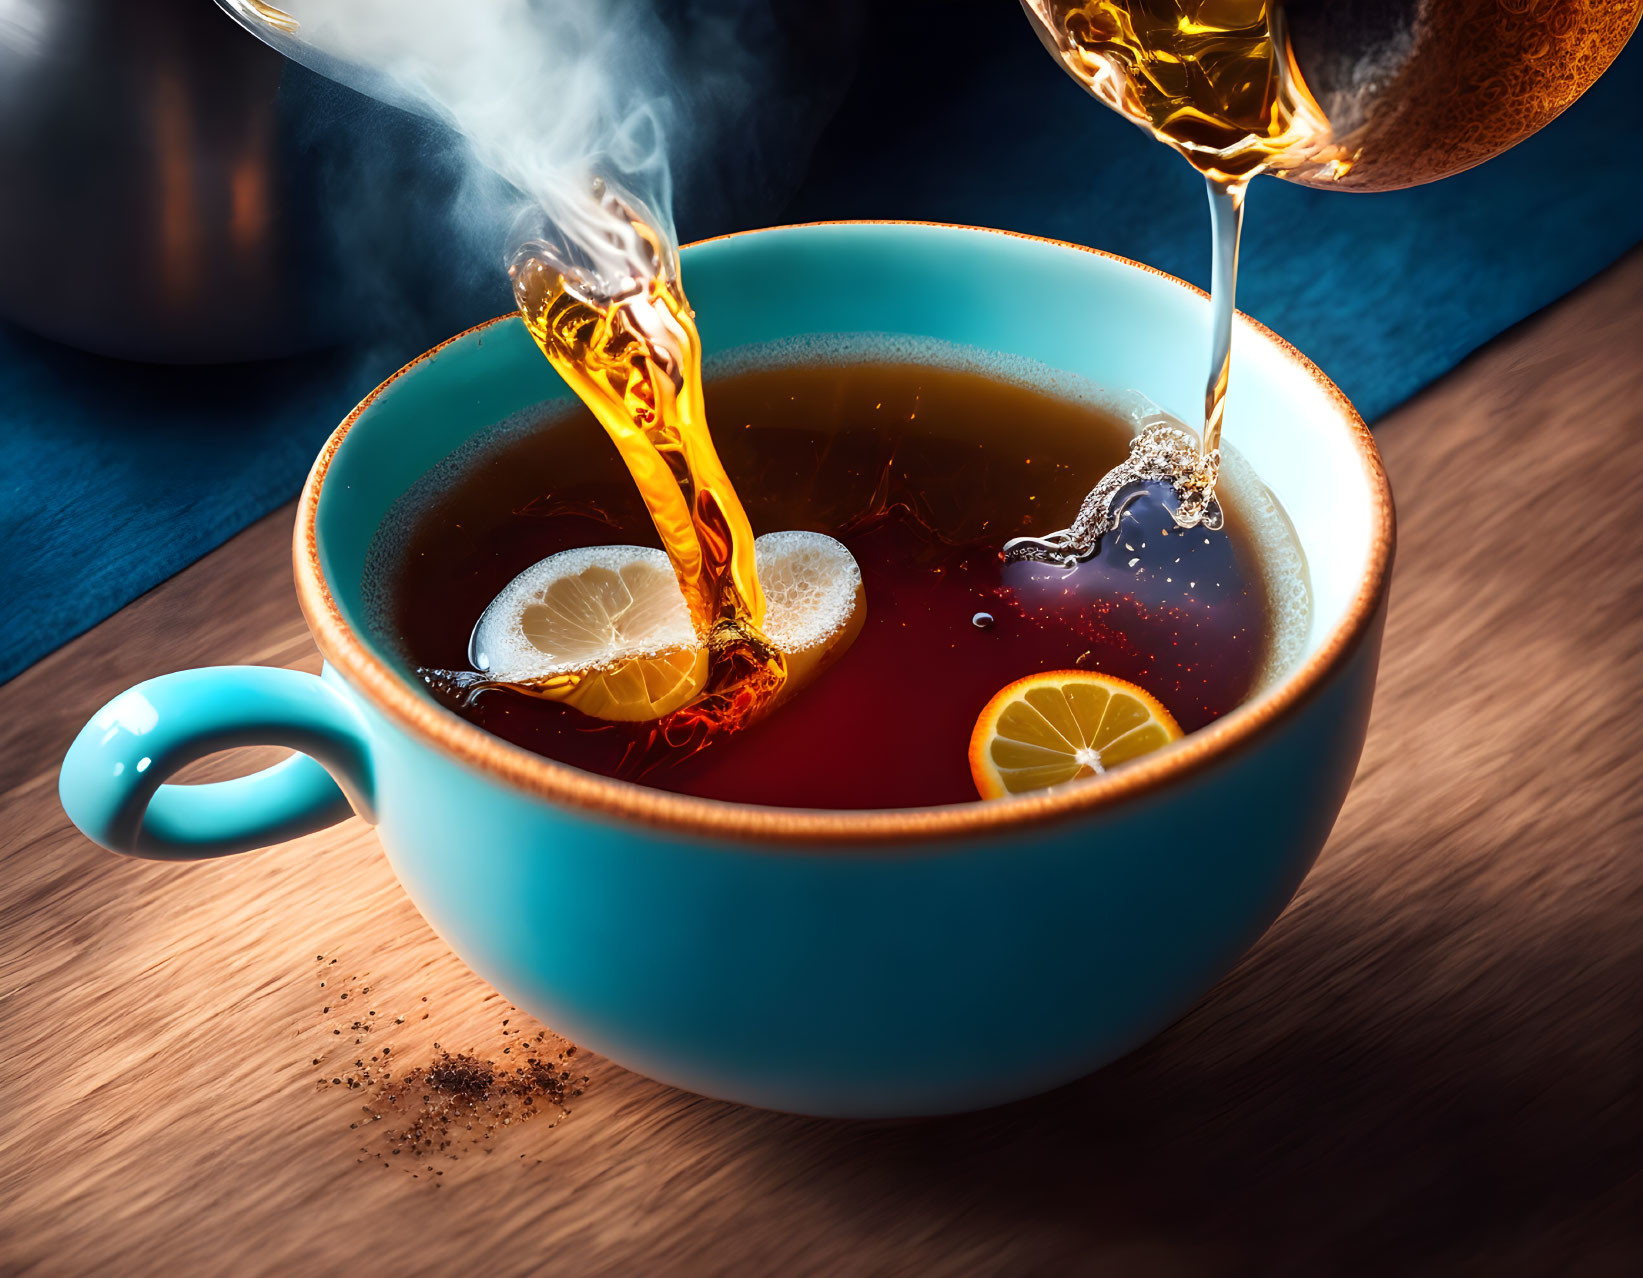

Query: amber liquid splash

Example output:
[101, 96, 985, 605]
[506, 195, 785, 752]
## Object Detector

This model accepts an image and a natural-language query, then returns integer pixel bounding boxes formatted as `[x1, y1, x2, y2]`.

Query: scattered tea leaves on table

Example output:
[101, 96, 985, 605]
[305, 953, 590, 1183]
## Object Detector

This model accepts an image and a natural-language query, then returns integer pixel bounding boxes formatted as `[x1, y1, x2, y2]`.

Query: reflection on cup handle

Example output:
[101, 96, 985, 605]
[59, 666, 375, 862]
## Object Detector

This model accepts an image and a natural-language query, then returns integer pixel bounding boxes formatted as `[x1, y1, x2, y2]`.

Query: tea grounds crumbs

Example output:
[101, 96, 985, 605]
[307, 955, 589, 1183]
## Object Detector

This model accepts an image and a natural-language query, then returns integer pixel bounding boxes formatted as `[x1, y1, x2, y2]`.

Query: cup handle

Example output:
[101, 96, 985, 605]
[60, 666, 375, 861]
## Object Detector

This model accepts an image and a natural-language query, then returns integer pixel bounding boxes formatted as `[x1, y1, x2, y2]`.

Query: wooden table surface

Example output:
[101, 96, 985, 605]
[4, 251, 1641, 1278]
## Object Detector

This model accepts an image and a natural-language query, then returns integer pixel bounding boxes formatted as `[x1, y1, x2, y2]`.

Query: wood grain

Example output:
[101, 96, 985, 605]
[3, 251, 1641, 1278]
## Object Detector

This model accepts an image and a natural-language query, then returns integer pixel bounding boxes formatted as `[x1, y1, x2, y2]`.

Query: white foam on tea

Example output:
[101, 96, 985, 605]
[755, 530, 863, 656]
[704, 331, 1158, 425]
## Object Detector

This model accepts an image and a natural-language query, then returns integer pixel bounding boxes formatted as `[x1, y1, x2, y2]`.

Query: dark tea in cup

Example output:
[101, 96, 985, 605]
[373, 340, 1308, 809]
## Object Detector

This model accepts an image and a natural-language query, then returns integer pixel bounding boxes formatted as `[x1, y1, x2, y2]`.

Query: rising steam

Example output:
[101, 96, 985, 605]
[216, 0, 714, 293]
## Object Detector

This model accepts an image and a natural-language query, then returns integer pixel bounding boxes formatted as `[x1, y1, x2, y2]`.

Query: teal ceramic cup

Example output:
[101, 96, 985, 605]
[61, 222, 1394, 1118]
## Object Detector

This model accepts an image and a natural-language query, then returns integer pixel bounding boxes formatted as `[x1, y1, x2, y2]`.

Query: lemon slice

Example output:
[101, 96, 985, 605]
[471, 533, 864, 722]
[968, 671, 1183, 799]
[755, 530, 867, 700]
[470, 545, 707, 721]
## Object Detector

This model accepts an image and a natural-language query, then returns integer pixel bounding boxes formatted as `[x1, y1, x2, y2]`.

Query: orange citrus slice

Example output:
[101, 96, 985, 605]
[969, 671, 1183, 799]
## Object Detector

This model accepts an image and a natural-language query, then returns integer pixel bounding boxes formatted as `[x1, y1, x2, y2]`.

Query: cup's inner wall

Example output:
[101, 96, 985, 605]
[317, 225, 1375, 752]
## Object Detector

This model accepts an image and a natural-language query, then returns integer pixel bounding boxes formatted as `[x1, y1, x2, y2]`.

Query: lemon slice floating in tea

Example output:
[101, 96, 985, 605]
[968, 671, 1183, 800]
[470, 545, 705, 720]
[753, 530, 867, 700]
[471, 532, 864, 722]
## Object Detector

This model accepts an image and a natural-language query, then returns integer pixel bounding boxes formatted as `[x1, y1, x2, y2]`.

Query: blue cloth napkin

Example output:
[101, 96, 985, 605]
[2, 23, 1640, 684]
